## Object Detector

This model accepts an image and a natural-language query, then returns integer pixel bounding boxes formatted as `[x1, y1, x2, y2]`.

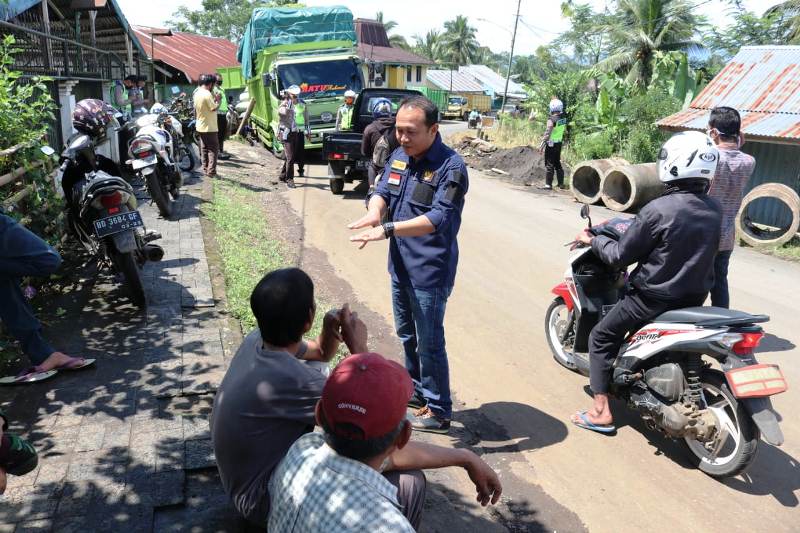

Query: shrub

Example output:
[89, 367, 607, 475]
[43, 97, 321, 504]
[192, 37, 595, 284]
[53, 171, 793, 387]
[572, 130, 615, 160]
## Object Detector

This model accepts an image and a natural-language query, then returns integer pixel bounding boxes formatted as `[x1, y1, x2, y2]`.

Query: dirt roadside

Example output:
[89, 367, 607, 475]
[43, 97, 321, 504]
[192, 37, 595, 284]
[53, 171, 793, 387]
[210, 140, 588, 533]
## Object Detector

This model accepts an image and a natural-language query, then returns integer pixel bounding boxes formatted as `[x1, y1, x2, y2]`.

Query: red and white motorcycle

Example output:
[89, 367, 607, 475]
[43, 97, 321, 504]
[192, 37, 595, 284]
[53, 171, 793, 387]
[545, 205, 787, 477]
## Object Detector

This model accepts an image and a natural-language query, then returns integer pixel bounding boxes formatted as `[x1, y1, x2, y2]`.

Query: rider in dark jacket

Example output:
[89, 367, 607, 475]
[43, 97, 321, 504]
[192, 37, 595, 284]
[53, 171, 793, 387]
[571, 131, 722, 433]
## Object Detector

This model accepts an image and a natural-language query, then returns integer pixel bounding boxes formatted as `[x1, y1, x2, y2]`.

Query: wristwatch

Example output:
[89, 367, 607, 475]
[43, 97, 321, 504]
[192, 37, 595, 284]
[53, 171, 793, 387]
[382, 222, 395, 239]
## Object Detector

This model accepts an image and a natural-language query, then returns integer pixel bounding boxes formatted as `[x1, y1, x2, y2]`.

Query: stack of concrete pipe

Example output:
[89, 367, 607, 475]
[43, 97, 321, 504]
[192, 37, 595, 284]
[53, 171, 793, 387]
[569, 160, 661, 212]
[736, 183, 800, 247]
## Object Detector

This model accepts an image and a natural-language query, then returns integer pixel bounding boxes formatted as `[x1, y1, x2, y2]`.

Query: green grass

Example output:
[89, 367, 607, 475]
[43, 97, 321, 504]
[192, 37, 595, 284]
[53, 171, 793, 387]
[768, 237, 800, 262]
[205, 178, 345, 366]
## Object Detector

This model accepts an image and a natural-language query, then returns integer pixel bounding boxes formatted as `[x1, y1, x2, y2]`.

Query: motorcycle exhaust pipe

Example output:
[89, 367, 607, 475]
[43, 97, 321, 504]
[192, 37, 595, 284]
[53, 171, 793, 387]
[143, 244, 164, 262]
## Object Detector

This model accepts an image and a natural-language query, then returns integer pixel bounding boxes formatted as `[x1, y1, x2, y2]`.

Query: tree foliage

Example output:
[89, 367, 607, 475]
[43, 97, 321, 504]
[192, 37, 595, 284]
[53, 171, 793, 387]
[439, 16, 480, 66]
[169, 0, 295, 41]
[765, 0, 800, 43]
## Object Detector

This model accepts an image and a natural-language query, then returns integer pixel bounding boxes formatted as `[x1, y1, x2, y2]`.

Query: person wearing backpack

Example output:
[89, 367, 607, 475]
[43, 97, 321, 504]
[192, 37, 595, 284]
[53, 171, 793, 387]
[361, 98, 398, 200]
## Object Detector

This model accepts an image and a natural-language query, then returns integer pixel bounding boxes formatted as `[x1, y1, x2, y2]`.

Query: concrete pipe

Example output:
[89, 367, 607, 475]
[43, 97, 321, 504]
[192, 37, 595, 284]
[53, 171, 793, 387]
[601, 163, 661, 212]
[570, 159, 624, 204]
[736, 183, 800, 248]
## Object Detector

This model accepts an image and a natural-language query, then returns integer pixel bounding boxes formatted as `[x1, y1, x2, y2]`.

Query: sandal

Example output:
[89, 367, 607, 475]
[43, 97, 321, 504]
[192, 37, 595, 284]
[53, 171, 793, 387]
[571, 410, 616, 434]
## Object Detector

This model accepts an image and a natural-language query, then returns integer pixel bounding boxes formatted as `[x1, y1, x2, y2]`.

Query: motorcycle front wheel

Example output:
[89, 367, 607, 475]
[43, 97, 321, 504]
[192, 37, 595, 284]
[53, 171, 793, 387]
[544, 297, 578, 371]
[683, 370, 760, 478]
[146, 171, 174, 218]
[179, 143, 196, 172]
[114, 251, 145, 307]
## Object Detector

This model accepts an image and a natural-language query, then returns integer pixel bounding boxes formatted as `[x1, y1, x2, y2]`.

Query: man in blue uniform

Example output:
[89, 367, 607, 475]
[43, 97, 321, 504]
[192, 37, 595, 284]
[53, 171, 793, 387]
[349, 96, 468, 434]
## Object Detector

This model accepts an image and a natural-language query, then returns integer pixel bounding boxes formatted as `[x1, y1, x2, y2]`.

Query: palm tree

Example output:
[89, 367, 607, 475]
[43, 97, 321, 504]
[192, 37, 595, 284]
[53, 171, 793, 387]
[440, 15, 480, 66]
[597, 0, 704, 87]
[413, 30, 442, 61]
[375, 11, 409, 48]
[765, 1, 800, 43]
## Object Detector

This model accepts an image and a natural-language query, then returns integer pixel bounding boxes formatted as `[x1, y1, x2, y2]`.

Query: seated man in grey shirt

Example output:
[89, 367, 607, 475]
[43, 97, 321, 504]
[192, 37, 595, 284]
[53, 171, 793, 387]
[211, 268, 502, 528]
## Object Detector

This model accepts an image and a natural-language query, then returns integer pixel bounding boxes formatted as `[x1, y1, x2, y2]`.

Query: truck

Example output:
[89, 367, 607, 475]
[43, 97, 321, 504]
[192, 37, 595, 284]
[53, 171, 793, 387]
[443, 93, 492, 121]
[237, 6, 364, 154]
[322, 88, 423, 195]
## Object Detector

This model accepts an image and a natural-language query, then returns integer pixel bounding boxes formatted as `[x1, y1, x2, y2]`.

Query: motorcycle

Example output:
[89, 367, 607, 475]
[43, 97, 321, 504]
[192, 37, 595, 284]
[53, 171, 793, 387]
[166, 92, 199, 153]
[55, 133, 164, 307]
[126, 111, 185, 218]
[545, 204, 787, 478]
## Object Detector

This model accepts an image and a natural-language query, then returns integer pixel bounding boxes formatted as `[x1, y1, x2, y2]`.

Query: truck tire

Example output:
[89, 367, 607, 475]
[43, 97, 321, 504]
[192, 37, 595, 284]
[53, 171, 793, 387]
[463, 111, 469, 122]
[330, 178, 345, 195]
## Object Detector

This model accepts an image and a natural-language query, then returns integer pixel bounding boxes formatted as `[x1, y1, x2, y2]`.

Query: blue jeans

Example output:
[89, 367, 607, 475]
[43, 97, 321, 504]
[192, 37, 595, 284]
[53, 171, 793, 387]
[710, 250, 733, 309]
[391, 281, 453, 419]
[0, 214, 62, 365]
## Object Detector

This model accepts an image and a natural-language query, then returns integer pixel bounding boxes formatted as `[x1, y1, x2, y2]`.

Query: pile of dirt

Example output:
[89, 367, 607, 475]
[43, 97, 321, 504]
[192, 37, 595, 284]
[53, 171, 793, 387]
[453, 136, 571, 187]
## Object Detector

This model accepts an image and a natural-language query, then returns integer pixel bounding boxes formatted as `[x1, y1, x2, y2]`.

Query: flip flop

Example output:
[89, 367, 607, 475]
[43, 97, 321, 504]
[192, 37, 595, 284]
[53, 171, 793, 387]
[0, 369, 58, 385]
[571, 410, 616, 434]
[52, 357, 95, 371]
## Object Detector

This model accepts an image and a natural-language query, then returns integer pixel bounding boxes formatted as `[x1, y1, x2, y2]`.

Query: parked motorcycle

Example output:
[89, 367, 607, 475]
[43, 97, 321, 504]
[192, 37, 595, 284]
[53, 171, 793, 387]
[55, 133, 164, 307]
[126, 110, 185, 218]
[166, 91, 199, 152]
[545, 205, 787, 478]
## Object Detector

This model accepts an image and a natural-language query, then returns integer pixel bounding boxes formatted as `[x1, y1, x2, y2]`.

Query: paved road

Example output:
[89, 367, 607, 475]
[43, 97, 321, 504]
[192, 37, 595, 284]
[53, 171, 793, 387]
[285, 136, 800, 532]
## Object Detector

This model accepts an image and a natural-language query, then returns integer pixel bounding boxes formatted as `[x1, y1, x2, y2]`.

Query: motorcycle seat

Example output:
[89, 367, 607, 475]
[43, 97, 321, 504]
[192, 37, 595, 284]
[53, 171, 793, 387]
[655, 306, 769, 327]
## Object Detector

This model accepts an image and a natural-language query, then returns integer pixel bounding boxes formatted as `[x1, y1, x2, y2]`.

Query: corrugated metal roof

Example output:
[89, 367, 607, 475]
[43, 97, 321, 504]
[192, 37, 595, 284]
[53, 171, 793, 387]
[356, 43, 433, 66]
[658, 46, 800, 143]
[458, 64, 527, 99]
[426, 70, 485, 93]
[132, 26, 238, 83]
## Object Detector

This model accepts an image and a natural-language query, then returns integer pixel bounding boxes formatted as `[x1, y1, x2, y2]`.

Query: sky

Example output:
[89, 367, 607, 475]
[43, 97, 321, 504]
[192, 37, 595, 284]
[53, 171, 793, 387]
[117, 0, 782, 55]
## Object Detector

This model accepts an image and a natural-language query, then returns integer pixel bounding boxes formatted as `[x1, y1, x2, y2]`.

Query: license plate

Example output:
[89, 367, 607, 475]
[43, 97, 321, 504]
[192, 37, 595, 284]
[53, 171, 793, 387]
[94, 211, 143, 238]
[725, 364, 787, 398]
[132, 155, 156, 170]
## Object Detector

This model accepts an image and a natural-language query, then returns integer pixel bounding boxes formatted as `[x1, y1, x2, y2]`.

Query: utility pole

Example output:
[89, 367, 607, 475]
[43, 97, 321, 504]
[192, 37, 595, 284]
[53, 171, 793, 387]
[501, 0, 522, 113]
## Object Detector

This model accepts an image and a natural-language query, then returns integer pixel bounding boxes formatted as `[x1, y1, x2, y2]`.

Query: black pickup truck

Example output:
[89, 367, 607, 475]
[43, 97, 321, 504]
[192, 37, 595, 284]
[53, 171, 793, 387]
[322, 88, 422, 195]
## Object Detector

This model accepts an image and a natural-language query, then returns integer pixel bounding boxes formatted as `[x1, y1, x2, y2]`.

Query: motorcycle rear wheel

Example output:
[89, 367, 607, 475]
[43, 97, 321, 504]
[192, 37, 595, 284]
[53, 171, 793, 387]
[115, 251, 145, 307]
[544, 297, 578, 371]
[146, 171, 174, 218]
[682, 370, 760, 478]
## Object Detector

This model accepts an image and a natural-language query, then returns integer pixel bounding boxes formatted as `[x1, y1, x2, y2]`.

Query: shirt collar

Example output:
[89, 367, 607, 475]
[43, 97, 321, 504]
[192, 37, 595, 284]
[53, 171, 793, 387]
[410, 132, 445, 166]
[318, 441, 400, 505]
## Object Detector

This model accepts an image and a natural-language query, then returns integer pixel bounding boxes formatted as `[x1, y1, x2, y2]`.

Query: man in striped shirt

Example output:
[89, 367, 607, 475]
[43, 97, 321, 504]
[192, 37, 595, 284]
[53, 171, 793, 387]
[707, 107, 756, 308]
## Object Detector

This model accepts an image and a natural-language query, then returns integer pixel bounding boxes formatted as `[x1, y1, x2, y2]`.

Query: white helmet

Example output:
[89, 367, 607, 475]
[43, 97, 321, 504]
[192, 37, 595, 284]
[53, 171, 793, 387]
[150, 102, 168, 115]
[344, 90, 357, 99]
[286, 85, 301, 96]
[549, 98, 563, 113]
[657, 131, 719, 184]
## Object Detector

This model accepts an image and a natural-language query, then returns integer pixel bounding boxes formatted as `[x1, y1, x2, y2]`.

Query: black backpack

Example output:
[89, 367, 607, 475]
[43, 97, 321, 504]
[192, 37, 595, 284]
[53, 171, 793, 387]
[372, 126, 398, 169]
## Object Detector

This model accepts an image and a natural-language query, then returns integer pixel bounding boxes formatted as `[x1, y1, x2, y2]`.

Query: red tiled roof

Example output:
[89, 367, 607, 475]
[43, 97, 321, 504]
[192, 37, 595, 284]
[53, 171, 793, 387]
[658, 46, 800, 143]
[132, 26, 238, 83]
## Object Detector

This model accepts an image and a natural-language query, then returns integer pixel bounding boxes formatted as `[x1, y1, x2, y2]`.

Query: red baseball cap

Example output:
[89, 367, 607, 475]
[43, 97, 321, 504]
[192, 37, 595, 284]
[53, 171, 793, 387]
[321, 353, 413, 440]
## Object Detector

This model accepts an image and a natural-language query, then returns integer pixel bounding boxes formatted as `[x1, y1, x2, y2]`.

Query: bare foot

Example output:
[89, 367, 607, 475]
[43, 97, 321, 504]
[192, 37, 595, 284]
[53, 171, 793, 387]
[571, 410, 614, 426]
[37, 352, 79, 372]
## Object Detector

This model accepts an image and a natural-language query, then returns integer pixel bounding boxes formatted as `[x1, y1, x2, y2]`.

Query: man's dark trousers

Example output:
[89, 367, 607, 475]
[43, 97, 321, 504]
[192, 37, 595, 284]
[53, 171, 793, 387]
[589, 290, 706, 393]
[544, 143, 564, 187]
[0, 213, 62, 365]
[710, 250, 733, 308]
[280, 132, 304, 181]
[217, 113, 228, 153]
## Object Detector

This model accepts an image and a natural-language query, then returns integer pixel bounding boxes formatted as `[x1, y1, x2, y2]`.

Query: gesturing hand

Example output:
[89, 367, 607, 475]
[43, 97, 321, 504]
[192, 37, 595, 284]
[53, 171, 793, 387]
[340, 303, 368, 354]
[349, 225, 386, 250]
[348, 210, 381, 231]
[320, 309, 343, 361]
[465, 456, 503, 506]
[576, 229, 593, 245]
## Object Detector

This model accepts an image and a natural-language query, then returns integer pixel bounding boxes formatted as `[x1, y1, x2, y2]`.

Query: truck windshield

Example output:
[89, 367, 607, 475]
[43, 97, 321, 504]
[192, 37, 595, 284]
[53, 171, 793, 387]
[278, 60, 363, 99]
[448, 97, 466, 105]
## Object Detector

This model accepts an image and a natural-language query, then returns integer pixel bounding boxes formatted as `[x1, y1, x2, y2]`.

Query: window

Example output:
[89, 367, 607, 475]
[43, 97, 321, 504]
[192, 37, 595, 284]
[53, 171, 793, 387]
[406, 66, 412, 82]
[416, 66, 422, 83]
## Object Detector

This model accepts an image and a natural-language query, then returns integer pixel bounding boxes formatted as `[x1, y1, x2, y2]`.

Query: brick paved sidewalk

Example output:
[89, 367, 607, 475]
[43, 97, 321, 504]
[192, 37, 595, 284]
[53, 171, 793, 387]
[0, 170, 248, 532]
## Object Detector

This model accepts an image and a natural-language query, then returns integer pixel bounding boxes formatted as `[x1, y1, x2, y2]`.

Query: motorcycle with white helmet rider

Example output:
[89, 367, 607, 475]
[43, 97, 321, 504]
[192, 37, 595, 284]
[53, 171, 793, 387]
[544, 131, 786, 477]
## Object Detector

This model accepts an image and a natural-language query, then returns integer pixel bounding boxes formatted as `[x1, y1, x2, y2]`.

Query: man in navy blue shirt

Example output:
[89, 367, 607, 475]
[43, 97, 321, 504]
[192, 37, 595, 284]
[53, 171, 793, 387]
[349, 96, 468, 433]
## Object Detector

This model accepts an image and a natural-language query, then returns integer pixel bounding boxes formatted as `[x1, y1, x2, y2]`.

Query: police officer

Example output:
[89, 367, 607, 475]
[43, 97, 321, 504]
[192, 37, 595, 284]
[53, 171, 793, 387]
[336, 89, 357, 131]
[348, 96, 468, 434]
[538, 97, 567, 190]
[277, 85, 310, 186]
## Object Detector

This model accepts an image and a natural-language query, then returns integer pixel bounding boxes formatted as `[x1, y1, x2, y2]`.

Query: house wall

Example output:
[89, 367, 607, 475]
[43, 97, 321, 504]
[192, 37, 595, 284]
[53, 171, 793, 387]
[740, 141, 800, 228]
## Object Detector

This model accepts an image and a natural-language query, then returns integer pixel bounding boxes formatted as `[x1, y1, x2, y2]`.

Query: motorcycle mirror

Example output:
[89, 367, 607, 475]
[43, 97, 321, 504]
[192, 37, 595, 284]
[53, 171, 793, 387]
[40, 146, 56, 156]
[580, 204, 592, 228]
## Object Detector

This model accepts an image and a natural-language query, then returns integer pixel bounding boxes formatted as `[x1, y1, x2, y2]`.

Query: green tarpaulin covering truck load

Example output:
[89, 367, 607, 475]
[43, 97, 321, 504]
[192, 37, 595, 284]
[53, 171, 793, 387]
[237, 5, 364, 152]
